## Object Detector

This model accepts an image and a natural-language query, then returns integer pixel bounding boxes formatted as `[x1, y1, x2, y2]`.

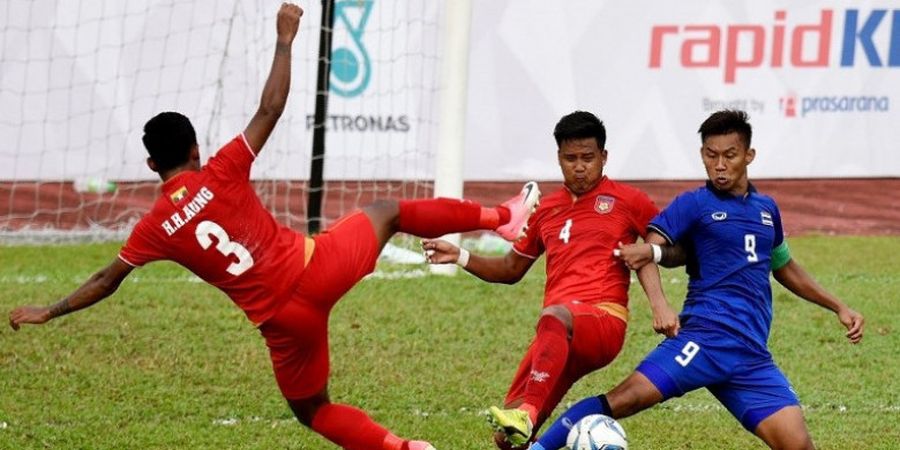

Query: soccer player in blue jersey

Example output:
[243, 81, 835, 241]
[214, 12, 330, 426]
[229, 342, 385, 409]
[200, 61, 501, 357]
[530, 110, 865, 450]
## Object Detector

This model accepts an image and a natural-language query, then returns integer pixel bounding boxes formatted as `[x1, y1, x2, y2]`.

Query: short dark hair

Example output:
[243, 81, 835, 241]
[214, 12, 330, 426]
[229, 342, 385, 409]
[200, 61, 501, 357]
[698, 109, 752, 147]
[553, 111, 606, 149]
[142, 112, 197, 172]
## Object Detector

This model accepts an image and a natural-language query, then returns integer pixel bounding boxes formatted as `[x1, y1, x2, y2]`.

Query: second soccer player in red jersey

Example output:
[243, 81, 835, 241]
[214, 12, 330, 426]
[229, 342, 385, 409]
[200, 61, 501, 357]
[423, 111, 679, 449]
[8, 4, 541, 450]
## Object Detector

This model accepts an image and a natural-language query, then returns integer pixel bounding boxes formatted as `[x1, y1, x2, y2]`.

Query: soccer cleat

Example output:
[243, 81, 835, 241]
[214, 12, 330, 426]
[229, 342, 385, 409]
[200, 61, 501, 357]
[496, 181, 541, 241]
[407, 441, 436, 450]
[486, 406, 533, 447]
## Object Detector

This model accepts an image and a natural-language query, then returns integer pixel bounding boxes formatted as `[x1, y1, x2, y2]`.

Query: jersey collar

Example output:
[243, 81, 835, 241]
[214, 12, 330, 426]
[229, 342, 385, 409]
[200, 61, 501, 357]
[565, 175, 609, 199]
[705, 179, 757, 200]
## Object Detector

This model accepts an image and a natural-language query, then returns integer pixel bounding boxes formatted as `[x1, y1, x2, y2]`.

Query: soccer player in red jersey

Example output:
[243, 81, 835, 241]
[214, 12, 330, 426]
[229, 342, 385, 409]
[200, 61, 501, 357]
[422, 111, 679, 449]
[7, 4, 540, 450]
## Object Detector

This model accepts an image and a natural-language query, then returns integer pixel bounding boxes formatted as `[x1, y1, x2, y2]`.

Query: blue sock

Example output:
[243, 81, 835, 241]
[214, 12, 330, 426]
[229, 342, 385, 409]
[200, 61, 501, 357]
[534, 395, 610, 450]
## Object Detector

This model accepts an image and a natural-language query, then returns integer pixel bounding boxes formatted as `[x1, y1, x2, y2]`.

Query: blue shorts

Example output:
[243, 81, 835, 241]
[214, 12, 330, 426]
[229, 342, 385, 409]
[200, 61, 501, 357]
[636, 318, 799, 432]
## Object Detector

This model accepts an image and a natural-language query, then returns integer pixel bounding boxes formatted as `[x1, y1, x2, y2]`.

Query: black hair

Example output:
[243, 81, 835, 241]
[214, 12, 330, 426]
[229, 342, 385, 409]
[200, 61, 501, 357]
[553, 111, 607, 149]
[142, 112, 197, 172]
[698, 109, 752, 147]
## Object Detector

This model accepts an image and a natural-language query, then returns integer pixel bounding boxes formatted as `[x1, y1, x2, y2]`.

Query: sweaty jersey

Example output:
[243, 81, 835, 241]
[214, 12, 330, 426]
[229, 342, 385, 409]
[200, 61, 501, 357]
[119, 134, 310, 325]
[513, 177, 659, 308]
[648, 181, 784, 350]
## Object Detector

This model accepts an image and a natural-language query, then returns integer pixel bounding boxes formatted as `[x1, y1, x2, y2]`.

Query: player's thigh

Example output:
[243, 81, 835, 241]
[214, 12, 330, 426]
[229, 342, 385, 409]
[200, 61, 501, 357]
[709, 357, 801, 435]
[634, 328, 729, 401]
[754, 406, 814, 450]
[260, 297, 331, 401]
[299, 211, 380, 303]
[567, 301, 627, 371]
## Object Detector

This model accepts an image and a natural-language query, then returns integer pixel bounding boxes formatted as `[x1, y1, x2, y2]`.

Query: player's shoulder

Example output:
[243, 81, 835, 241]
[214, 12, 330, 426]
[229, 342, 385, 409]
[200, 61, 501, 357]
[749, 187, 779, 207]
[668, 184, 709, 206]
[538, 186, 571, 208]
[604, 178, 654, 202]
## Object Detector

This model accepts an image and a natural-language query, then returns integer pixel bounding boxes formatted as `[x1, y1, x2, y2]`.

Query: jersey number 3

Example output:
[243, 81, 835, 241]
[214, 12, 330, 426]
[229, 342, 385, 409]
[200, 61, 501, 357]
[195, 220, 255, 276]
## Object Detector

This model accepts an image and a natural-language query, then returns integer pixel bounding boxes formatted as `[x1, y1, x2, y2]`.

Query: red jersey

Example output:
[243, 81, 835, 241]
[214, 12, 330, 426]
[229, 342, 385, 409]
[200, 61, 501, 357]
[119, 134, 309, 325]
[513, 177, 658, 308]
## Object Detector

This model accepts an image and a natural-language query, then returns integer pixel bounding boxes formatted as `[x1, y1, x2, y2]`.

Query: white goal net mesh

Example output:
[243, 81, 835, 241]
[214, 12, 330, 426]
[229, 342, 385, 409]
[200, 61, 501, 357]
[1, 0, 443, 244]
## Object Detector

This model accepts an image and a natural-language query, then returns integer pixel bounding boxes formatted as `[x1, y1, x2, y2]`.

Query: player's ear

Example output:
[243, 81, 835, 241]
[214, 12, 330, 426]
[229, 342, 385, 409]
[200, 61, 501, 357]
[190, 145, 200, 161]
[146, 157, 159, 173]
[746, 147, 756, 164]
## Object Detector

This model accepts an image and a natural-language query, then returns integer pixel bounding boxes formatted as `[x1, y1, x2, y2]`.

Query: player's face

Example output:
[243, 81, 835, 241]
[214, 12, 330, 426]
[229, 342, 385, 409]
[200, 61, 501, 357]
[700, 132, 755, 196]
[558, 137, 606, 195]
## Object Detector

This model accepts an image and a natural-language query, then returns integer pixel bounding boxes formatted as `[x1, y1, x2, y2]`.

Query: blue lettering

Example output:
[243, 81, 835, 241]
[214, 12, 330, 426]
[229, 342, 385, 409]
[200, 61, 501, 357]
[891, 10, 900, 66]
[841, 9, 886, 67]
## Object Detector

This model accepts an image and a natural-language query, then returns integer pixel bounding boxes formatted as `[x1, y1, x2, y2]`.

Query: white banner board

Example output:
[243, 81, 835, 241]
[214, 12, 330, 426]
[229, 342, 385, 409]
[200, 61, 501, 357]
[465, 0, 900, 180]
[1, 1, 897, 181]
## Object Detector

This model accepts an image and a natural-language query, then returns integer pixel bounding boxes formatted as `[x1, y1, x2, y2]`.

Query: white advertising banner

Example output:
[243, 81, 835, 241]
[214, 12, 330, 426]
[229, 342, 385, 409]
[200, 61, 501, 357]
[465, 0, 900, 180]
[1, 1, 897, 181]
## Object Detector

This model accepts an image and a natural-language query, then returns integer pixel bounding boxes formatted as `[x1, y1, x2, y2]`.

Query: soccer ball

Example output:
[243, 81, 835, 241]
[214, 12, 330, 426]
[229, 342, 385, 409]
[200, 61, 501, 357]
[565, 414, 628, 450]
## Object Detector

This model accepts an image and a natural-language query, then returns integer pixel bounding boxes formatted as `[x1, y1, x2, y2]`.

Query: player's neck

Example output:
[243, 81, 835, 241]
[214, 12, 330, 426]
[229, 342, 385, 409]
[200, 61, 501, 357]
[159, 165, 197, 183]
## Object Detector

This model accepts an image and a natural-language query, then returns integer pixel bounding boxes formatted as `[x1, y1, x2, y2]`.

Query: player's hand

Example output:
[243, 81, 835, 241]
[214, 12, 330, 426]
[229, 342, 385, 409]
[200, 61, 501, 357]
[838, 307, 864, 344]
[8, 306, 51, 331]
[421, 239, 460, 265]
[614, 241, 653, 271]
[651, 303, 680, 338]
[276, 3, 303, 43]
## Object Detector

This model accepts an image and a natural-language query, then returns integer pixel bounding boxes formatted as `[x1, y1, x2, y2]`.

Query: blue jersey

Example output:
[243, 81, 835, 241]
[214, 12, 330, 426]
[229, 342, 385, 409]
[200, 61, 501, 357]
[649, 182, 784, 350]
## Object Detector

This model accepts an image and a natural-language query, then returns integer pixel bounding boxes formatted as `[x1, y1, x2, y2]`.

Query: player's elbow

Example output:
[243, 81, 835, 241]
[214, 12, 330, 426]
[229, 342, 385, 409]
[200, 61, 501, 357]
[256, 102, 286, 121]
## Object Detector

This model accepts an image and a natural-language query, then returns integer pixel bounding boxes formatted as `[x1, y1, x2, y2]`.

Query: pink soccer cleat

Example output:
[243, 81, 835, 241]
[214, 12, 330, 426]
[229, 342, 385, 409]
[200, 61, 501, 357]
[495, 181, 541, 241]
[407, 441, 436, 450]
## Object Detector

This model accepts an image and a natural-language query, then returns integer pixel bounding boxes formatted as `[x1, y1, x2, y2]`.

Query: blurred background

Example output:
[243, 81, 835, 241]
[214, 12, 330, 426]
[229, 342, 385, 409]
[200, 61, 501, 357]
[1, 0, 898, 241]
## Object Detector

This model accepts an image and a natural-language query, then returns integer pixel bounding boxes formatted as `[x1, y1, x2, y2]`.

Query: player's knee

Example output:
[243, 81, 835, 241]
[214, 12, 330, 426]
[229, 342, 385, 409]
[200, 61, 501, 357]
[539, 305, 573, 334]
[286, 392, 330, 426]
[362, 199, 400, 230]
[607, 375, 660, 418]
[766, 431, 814, 450]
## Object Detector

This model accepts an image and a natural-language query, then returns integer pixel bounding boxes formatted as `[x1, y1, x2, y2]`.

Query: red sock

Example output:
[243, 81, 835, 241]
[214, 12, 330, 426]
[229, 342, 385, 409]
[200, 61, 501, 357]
[311, 403, 390, 450]
[523, 315, 569, 415]
[398, 198, 508, 237]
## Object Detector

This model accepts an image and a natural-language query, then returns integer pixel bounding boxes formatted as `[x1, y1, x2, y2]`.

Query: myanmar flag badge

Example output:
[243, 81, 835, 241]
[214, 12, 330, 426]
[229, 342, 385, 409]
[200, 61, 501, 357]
[170, 186, 189, 203]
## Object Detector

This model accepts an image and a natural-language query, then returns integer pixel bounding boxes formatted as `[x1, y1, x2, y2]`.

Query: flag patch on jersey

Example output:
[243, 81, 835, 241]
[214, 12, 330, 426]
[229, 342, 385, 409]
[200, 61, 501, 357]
[170, 186, 189, 203]
[595, 195, 615, 214]
[761, 211, 774, 226]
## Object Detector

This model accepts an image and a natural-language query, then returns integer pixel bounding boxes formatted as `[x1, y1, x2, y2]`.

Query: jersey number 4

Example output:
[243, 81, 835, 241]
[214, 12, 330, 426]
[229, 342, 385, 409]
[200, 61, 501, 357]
[559, 219, 573, 244]
[195, 220, 255, 276]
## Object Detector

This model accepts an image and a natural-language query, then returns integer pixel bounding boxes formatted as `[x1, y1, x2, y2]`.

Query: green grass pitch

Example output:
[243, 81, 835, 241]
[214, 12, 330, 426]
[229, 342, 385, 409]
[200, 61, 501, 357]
[1, 236, 898, 449]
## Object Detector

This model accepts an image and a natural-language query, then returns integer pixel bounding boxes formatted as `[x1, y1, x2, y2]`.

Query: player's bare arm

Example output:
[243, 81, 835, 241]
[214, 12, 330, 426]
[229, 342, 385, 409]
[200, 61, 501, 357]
[9, 258, 134, 331]
[422, 238, 534, 284]
[614, 232, 687, 270]
[243, 2, 303, 153]
[773, 259, 864, 344]
[630, 233, 680, 337]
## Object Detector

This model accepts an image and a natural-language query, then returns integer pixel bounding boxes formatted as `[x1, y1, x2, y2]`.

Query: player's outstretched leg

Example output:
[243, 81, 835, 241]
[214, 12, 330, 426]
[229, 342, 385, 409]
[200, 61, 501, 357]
[290, 396, 437, 450]
[362, 181, 541, 249]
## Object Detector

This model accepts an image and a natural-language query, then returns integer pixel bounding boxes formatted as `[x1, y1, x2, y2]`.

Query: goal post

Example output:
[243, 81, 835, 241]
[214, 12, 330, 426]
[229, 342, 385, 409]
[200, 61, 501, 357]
[429, 0, 472, 276]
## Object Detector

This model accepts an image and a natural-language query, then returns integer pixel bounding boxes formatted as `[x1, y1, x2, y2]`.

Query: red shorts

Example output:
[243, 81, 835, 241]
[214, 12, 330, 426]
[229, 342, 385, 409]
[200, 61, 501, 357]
[504, 300, 627, 425]
[258, 211, 380, 400]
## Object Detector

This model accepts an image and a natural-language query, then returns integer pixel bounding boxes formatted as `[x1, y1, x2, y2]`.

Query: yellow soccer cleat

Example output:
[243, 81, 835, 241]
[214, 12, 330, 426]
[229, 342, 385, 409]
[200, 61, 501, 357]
[486, 406, 533, 447]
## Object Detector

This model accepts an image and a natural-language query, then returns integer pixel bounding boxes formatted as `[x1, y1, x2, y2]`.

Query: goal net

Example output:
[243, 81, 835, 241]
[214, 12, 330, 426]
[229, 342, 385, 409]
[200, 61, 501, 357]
[0, 0, 445, 244]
